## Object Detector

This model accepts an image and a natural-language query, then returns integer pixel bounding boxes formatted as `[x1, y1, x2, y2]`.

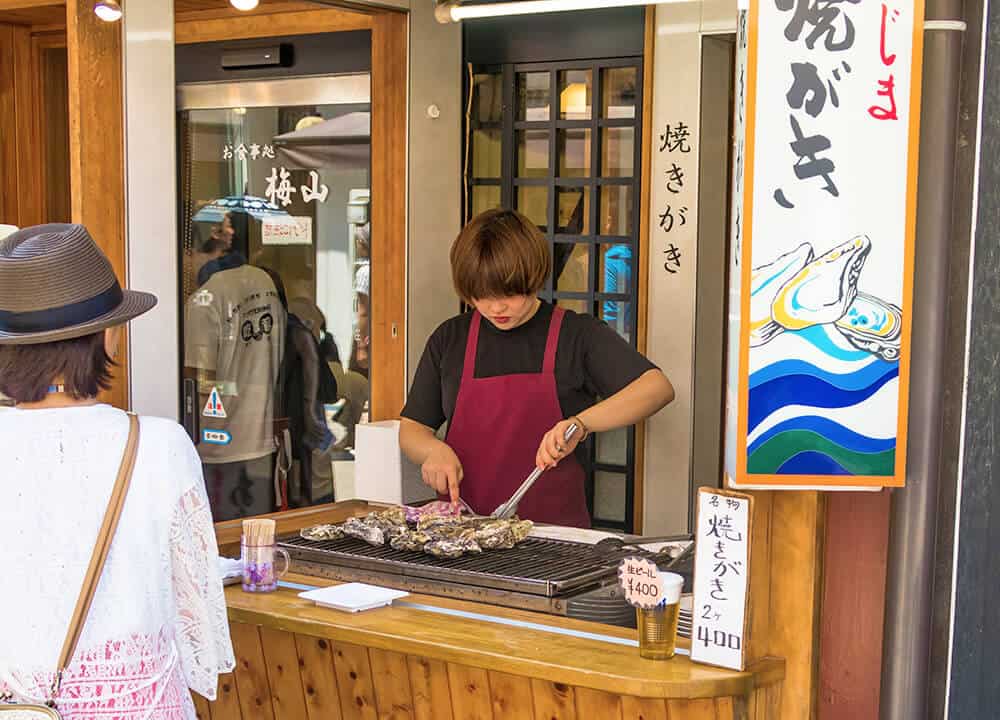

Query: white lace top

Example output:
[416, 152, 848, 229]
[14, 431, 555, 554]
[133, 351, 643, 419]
[0, 405, 235, 719]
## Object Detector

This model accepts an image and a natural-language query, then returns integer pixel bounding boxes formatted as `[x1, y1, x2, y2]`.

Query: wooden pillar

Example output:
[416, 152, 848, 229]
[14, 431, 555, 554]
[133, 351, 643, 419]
[0, 21, 43, 228]
[370, 10, 407, 421]
[66, 0, 128, 409]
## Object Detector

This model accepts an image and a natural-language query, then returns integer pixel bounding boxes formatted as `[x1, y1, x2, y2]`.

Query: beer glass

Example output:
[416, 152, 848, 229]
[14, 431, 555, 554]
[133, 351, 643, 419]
[637, 572, 684, 660]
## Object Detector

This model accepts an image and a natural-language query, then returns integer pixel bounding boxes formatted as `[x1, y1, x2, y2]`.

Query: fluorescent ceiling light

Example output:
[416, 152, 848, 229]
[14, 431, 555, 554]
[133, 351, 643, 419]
[93, 0, 122, 22]
[436, 0, 692, 23]
[230, 0, 260, 10]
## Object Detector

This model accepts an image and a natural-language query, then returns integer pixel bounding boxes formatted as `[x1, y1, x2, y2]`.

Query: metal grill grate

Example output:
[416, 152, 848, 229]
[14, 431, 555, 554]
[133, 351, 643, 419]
[280, 534, 619, 597]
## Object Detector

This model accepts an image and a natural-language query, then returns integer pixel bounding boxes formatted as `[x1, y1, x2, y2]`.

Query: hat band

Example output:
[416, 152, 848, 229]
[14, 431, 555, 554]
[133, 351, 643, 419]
[0, 283, 123, 334]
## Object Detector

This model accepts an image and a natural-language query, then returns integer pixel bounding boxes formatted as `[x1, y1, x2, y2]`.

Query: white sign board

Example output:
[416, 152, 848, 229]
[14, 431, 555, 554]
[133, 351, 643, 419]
[691, 488, 752, 671]
[262, 216, 313, 246]
[725, 0, 923, 488]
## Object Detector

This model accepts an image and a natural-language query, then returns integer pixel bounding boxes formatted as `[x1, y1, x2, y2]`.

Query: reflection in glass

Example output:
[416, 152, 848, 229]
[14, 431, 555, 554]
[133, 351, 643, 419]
[472, 73, 503, 124]
[555, 244, 589, 293]
[518, 72, 550, 121]
[603, 67, 638, 119]
[600, 185, 634, 236]
[471, 185, 501, 217]
[600, 243, 632, 294]
[557, 297, 589, 315]
[557, 187, 590, 235]
[179, 103, 372, 521]
[601, 127, 634, 178]
[594, 470, 627, 522]
[597, 428, 628, 466]
[473, 129, 502, 178]
[600, 301, 631, 342]
[517, 186, 549, 229]
[517, 130, 550, 178]
[558, 128, 591, 178]
[559, 69, 592, 120]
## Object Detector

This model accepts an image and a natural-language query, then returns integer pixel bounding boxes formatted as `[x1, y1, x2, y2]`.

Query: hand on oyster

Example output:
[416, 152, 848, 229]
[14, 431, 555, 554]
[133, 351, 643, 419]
[300, 504, 534, 559]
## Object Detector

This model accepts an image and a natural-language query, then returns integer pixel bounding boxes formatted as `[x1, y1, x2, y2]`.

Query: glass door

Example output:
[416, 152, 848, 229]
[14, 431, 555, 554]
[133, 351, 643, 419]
[177, 75, 371, 522]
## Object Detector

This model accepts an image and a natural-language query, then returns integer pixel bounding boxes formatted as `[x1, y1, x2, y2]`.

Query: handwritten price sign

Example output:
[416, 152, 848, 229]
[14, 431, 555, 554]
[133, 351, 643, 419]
[617, 557, 663, 609]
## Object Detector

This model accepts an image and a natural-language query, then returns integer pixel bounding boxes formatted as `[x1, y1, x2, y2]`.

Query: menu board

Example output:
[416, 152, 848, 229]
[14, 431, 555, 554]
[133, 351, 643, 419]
[691, 488, 752, 671]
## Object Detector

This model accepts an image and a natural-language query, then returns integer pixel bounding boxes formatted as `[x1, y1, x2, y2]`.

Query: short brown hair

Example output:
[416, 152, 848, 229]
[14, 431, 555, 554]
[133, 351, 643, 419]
[451, 209, 551, 302]
[0, 332, 113, 403]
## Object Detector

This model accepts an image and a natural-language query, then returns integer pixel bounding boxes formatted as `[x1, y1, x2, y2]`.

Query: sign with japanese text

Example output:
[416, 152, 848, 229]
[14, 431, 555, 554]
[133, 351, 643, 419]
[691, 488, 752, 671]
[262, 216, 313, 246]
[725, 0, 924, 488]
[617, 557, 665, 609]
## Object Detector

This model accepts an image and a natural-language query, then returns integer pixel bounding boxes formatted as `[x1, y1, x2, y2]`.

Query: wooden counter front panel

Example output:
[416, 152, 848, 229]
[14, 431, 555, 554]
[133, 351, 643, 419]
[195, 622, 781, 720]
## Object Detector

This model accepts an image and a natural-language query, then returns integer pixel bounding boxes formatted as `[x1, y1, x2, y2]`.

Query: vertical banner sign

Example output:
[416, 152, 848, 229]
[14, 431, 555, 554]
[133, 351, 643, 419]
[725, 0, 925, 488]
[691, 488, 752, 671]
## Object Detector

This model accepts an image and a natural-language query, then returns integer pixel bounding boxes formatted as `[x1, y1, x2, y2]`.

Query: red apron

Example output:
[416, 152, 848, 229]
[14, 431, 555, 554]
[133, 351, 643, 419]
[445, 308, 591, 528]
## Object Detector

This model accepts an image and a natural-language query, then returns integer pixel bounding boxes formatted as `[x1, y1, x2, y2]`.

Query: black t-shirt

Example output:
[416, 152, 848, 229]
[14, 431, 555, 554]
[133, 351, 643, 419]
[401, 301, 658, 434]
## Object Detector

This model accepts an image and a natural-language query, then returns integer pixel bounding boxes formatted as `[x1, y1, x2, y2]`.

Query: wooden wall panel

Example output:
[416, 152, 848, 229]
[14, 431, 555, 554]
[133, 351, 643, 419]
[408, 656, 454, 720]
[622, 696, 667, 720]
[296, 635, 345, 720]
[259, 626, 310, 720]
[174, 6, 371, 44]
[331, 641, 379, 720]
[192, 694, 213, 720]
[230, 623, 277, 720]
[369, 648, 415, 720]
[488, 671, 534, 720]
[66, 0, 128, 409]
[210, 674, 243, 720]
[446, 665, 493, 720]
[575, 688, 622, 719]
[369, 10, 407, 421]
[0, 22, 43, 228]
[530, 679, 576, 720]
[817, 492, 890, 720]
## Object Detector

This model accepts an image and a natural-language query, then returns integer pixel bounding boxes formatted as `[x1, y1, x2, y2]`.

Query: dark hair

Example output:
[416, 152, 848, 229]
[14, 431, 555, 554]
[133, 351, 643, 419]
[0, 332, 114, 403]
[450, 208, 551, 302]
[226, 210, 251, 258]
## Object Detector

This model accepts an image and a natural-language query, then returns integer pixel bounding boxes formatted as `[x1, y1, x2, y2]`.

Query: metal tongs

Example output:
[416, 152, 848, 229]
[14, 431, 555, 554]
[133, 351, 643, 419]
[491, 423, 579, 519]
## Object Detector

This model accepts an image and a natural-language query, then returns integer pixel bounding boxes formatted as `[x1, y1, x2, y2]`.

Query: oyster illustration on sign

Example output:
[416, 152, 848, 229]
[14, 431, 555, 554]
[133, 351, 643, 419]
[835, 292, 902, 361]
[749, 242, 814, 346]
[771, 235, 871, 331]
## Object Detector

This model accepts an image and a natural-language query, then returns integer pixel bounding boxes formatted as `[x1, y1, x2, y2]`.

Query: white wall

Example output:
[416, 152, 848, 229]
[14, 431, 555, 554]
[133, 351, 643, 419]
[124, 0, 179, 420]
[643, 0, 737, 534]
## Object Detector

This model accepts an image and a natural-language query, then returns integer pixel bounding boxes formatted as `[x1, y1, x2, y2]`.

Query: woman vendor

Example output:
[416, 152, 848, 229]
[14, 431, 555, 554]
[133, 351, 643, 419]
[399, 209, 674, 528]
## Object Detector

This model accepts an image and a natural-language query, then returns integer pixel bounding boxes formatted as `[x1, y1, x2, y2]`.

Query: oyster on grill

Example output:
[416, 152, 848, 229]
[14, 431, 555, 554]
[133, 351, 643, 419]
[299, 524, 344, 541]
[471, 519, 534, 550]
[342, 516, 385, 546]
[390, 528, 433, 552]
[423, 525, 481, 557]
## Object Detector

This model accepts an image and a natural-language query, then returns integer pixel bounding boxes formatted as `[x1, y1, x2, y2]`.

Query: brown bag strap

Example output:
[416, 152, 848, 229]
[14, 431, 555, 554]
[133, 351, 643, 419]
[56, 413, 140, 673]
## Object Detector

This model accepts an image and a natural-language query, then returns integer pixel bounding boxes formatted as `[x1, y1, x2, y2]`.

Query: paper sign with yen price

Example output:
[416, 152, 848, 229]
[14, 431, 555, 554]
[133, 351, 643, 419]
[617, 557, 663, 609]
[691, 487, 753, 671]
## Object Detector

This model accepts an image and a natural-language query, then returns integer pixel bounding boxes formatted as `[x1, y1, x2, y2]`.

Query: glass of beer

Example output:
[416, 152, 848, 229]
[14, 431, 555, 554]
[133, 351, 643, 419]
[637, 572, 685, 660]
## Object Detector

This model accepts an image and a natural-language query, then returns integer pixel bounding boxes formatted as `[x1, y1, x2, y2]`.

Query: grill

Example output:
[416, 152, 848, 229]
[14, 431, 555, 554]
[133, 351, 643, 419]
[280, 533, 694, 632]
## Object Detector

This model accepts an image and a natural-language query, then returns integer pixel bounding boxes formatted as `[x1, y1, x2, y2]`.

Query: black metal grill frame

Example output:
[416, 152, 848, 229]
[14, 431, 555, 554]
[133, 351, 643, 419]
[279, 534, 620, 597]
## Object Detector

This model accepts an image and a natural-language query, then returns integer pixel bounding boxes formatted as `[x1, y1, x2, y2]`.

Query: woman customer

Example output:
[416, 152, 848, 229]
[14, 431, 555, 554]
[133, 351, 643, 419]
[0, 224, 234, 718]
[400, 209, 674, 528]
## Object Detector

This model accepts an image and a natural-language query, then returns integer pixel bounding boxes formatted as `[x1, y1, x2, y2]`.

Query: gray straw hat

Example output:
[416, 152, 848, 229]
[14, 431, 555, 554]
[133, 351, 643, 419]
[0, 223, 157, 345]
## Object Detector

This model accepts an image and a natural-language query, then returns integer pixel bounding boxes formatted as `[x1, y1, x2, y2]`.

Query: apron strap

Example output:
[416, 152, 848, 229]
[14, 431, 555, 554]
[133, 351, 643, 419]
[543, 307, 564, 374]
[461, 311, 483, 383]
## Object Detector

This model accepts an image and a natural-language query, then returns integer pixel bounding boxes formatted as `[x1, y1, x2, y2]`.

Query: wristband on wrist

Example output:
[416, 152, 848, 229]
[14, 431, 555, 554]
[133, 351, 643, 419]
[571, 415, 591, 441]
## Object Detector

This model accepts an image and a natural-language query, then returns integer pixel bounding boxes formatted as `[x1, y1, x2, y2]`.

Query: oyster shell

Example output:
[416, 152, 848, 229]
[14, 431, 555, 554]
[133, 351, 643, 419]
[771, 235, 871, 330]
[390, 529, 433, 552]
[834, 292, 902, 361]
[300, 524, 345, 542]
[342, 516, 385, 546]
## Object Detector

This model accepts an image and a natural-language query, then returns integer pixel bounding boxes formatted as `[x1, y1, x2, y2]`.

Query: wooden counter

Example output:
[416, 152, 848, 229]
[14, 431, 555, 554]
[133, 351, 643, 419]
[201, 502, 785, 720]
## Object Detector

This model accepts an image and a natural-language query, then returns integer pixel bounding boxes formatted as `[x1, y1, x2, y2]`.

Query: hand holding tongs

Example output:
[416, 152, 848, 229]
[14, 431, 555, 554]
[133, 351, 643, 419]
[491, 423, 579, 519]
